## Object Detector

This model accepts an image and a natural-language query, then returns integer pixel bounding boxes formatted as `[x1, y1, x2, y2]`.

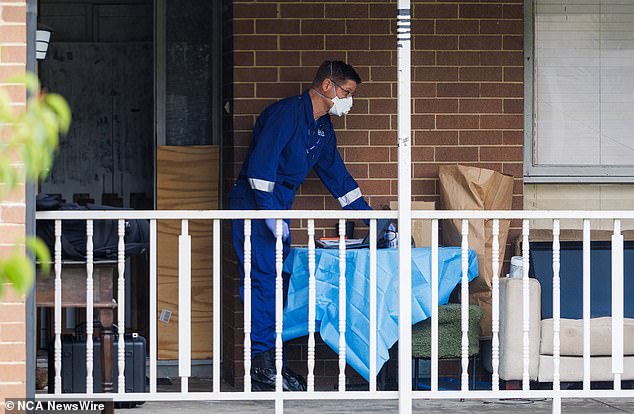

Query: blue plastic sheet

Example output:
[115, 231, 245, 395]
[282, 247, 478, 381]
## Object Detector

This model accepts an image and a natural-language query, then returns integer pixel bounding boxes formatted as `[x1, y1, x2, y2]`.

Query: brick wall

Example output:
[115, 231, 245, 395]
[0, 1, 27, 411]
[222, 0, 524, 387]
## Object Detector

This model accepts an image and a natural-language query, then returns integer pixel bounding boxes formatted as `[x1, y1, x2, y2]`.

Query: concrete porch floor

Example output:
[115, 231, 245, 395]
[130, 398, 634, 413]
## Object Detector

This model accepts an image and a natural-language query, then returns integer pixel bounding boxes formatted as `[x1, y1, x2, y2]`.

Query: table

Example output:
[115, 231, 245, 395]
[37, 261, 117, 414]
[282, 247, 478, 381]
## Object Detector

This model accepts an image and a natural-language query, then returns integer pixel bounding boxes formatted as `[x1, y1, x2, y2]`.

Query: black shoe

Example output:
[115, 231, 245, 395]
[250, 350, 307, 392]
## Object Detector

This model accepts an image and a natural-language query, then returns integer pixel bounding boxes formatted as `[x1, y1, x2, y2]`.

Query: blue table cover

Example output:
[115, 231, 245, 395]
[282, 247, 478, 381]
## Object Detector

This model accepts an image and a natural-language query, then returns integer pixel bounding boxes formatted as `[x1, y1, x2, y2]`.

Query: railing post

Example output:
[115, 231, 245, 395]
[213, 219, 221, 394]
[117, 219, 126, 394]
[86, 220, 94, 394]
[431, 219, 439, 392]
[369, 219, 378, 392]
[460, 219, 470, 391]
[522, 219, 530, 390]
[612, 219, 624, 390]
[552, 220, 561, 414]
[582, 219, 591, 391]
[275, 219, 284, 414]
[338, 219, 347, 392]
[307, 219, 317, 392]
[53, 220, 62, 395]
[178, 219, 191, 393]
[243, 219, 252, 392]
[491, 219, 500, 391]
[149, 219, 158, 393]
[396, 0, 412, 411]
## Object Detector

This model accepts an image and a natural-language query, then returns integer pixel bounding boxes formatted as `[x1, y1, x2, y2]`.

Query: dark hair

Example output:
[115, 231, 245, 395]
[312, 60, 362, 87]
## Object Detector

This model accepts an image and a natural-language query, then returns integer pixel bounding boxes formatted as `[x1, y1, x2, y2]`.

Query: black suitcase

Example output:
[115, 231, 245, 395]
[48, 333, 147, 395]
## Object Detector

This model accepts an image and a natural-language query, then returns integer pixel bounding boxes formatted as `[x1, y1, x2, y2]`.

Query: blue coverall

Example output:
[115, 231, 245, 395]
[229, 89, 371, 357]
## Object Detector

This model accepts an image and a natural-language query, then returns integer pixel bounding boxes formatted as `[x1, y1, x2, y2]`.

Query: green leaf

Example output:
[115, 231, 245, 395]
[26, 237, 51, 274]
[44, 94, 71, 134]
[2, 254, 34, 294]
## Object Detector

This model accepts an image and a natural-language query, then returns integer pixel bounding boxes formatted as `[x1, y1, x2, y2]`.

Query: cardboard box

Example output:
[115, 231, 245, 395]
[389, 201, 436, 247]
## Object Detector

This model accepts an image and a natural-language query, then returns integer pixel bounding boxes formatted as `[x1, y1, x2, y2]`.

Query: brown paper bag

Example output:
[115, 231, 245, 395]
[439, 165, 514, 337]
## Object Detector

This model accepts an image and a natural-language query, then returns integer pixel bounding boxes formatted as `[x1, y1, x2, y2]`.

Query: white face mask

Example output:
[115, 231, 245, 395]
[329, 94, 353, 117]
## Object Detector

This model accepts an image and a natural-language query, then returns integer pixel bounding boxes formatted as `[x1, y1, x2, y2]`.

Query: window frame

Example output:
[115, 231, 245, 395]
[524, 0, 634, 183]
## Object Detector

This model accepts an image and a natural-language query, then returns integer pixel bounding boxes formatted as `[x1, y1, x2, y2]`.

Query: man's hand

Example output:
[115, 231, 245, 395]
[265, 218, 290, 241]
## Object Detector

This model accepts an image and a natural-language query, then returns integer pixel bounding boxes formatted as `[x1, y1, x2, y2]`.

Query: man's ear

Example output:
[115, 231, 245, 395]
[320, 78, 332, 93]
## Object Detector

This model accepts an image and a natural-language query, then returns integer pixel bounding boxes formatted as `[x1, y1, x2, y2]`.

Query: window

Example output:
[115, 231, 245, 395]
[526, 0, 634, 182]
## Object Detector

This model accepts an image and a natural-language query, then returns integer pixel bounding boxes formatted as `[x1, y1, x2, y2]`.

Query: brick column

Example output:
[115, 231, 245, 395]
[0, 2, 27, 412]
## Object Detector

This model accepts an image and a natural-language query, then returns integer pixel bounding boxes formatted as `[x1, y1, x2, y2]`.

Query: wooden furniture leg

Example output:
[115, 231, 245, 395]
[99, 308, 114, 414]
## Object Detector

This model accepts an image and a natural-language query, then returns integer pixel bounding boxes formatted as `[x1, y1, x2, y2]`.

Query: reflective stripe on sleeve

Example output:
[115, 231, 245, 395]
[337, 187, 362, 208]
[249, 178, 275, 192]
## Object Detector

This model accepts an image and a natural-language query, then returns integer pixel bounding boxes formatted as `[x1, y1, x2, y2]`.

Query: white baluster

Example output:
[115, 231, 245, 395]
[552, 220, 561, 392]
[213, 219, 221, 393]
[275, 219, 284, 394]
[243, 219, 252, 392]
[149, 219, 158, 393]
[338, 219, 347, 391]
[491, 219, 500, 391]
[178, 219, 191, 393]
[460, 219, 469, 391]
[369, 219, 377, 392]
[582, 219, 591, 391]
[307, 219, 316, 392]
[612, 219, 624, 390]
[117, 219, 126, 393]
[54, 220, 62, 394]
[431, 219, 439, 392]
[86, 220, 94, 394]
[522, 219, 530, 390]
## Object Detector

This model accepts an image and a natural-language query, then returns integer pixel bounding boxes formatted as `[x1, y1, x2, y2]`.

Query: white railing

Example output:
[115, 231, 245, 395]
[34, 209, 634, 414]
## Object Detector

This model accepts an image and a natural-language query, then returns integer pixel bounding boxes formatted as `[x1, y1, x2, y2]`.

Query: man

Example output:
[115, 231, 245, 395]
[229, 60, 374, 391]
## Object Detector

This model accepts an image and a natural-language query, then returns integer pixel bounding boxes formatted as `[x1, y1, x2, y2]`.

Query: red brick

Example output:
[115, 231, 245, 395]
[369, 98, 396, 114]
[301, 51, 346, 66]
[412, 147, 435, 162]
[1, 205, 24, 224]
[357, 179, 391, 196]
[0, 64, 22, 80]
[326, 35, 369, 51]
[0, 45, 25, 64]
[281, 35, 324, 50]
[256, 19, 299, 34]
[436, 114, 479, 129]
[459, 67, 502, 82]
[280, 4, 324, 18]
[411, 19, 435, 35]
[437, 83, 480, 98]
[412, 51, 436, 65]
[280, 67, 317, 82]
[412, 82, 436, 97]
[347, 19, 390, 35]
[0, 323, 24, 342]
[415, 98, 458, 114]
[503, 5, 524, 19]
[503, 35, 523, 51]
[256, 82, 300, 98]
[411, 115, 435, 129]
[344, 147, 389, 163]
[414, 67, 458, 82]
[370, 130, 396, 146]
[480, 114, 523, 129]
[436, 20, 479, 35]
[234, 67, 277, 82]
[234, 35, 277, 51]
[412, 179, 437, 195]
[370, 66, 396, 81]
[413, 163, 440, 179]
[369, 4, 393, 19]
[414, 4, 458, 19]
[480, 146, 522, 161]
[233, 19, 254, 34]
[345, 163, 369, 179]
[414, 35, 458, 51]
[459, 98, 503, 113]
[0, 224, 25, 244]
[302, 19, 345, 34]
[437, 51, 480, 66]
[368, 163, 397, 178]
[480, 20, 523, 35]
[459, 130, 503, 145]
[481, 83, 523, 98]
[233, 115, 256, 131]
[234, 4, 278, 18]
[503, 99, 523, 114]
[480, 51, 523, 66]
[459, 4, 503, 19]
[459, 36, 502, 51]
[233, 51, 254, 66]
[255, 51, 300, 66]
[370, 35, 396, 50]
[361, 82, 392, 98]
[415, 130, 458, 146]
[503, 162, 523, 177]
[435, 146, 478, 162]
[350, 98, 368, 114]
[233, 98, 275, 115]
[503, 130, 524, 145]
[1, 5, 25, 23]
[325, 4, 368, 19]
[504, 67, 524, 82]
[337, 130, 369, 146]
[348, 51, 390, 66]
[346, 114, 390, 130]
